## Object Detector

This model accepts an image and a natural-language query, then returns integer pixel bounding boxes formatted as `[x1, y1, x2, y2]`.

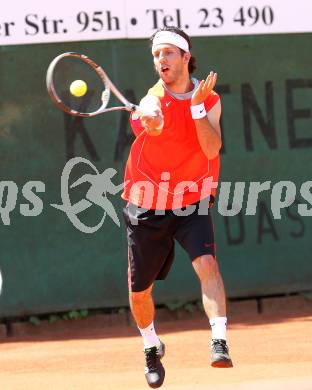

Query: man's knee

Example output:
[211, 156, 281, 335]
[129, 285, 153, 305]
[193, 254, 220, 281]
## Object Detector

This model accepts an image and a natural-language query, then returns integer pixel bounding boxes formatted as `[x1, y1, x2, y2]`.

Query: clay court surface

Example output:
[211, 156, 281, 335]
[0, 296, 311, 390]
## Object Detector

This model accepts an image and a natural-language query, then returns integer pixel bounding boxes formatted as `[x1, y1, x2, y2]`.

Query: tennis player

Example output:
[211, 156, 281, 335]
[122, 26, 232, 388]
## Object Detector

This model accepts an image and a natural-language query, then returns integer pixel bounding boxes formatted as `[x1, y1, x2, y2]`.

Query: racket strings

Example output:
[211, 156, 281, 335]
[52, 56, 107, 114]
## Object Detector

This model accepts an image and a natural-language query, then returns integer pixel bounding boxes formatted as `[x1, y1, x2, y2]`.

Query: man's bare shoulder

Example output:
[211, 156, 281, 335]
[147, 80, 165, 98]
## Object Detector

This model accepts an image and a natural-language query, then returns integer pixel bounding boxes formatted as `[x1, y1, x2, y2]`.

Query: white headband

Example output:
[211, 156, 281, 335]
[152, 31, 190, 53]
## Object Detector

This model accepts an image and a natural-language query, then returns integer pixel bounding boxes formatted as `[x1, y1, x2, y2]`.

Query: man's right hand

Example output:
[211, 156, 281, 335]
[139, 95, 164, 136]
[140, 111, 164, 136]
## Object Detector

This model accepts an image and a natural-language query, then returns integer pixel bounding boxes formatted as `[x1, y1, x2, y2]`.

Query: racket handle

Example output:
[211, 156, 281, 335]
[134, 106, 158, 118]
[133, 106, 164, 131]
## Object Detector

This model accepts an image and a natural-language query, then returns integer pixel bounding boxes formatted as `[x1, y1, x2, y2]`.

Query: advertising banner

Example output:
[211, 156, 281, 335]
[1, 0, 311, 46]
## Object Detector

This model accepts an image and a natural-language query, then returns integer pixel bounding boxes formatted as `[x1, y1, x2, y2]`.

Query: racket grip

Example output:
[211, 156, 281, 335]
[134, 106, 158, 118]
[132, 106, 164, 130]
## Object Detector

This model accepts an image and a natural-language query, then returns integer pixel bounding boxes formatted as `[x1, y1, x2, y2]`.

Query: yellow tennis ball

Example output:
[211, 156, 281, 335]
[70, 80, 87, 97]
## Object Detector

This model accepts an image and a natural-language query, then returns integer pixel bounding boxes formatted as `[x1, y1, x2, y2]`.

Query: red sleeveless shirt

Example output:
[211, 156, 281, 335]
[122, 81, 220, 209]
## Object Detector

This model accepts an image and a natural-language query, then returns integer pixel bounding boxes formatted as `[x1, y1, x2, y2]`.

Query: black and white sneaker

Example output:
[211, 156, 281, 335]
[157, 341, 165, 359]
[211, 339, 233, 368]
[144, 344, 165, 388]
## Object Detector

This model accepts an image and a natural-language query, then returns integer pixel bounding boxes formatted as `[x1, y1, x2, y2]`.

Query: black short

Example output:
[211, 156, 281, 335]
[123, 199, 216, 292]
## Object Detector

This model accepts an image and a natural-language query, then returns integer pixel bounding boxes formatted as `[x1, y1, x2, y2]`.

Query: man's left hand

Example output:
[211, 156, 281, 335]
[191, 71, 217, 106]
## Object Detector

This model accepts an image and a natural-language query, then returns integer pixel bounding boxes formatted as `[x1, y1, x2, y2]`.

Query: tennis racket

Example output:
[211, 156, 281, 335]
[46, 52, 155, 118]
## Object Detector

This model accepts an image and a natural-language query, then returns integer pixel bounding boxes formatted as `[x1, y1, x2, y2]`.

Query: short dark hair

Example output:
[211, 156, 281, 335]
[150, 26, 197, 74]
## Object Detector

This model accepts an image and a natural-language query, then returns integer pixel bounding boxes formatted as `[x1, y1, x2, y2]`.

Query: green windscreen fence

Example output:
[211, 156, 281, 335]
[0, 33, 311, 318]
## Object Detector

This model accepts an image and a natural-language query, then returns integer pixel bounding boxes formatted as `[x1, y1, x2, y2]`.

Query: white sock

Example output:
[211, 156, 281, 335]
[209, 316, 227, 341]
[138, 321, 160, 349]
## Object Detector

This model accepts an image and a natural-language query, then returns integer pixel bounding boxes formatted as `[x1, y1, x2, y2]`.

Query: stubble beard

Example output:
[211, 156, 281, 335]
[156, 65, 184, 87]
